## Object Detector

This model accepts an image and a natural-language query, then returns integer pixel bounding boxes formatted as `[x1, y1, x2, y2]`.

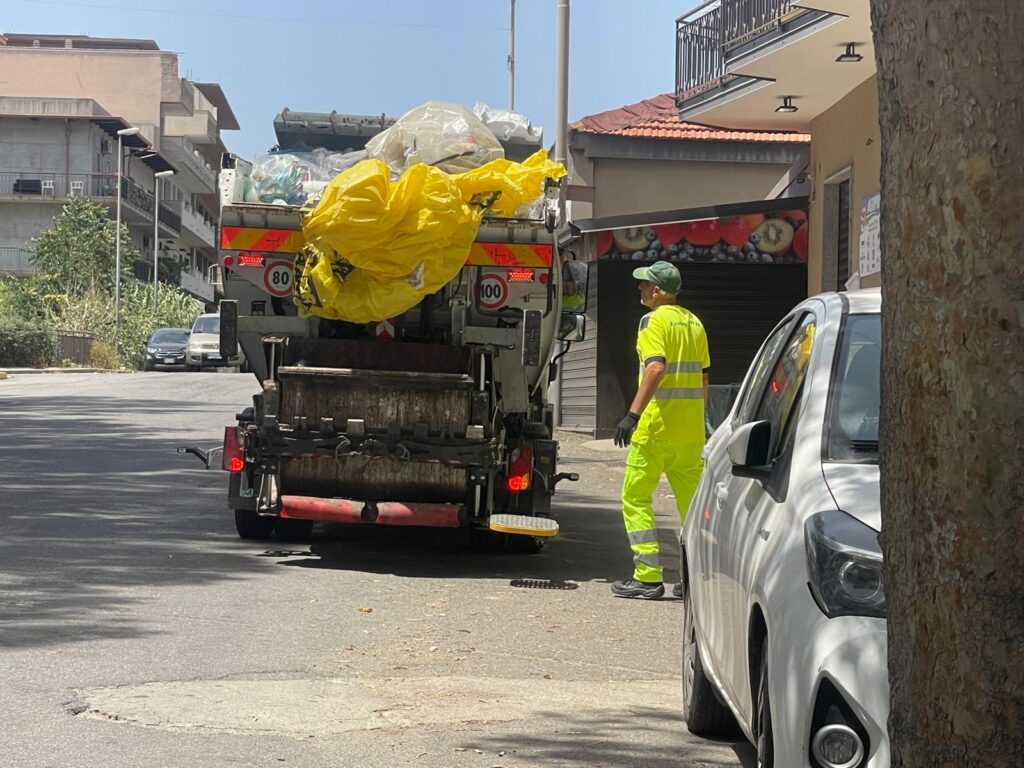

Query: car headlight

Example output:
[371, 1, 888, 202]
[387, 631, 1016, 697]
[805, 510, 886, 618]
[146, 347, 157, 354]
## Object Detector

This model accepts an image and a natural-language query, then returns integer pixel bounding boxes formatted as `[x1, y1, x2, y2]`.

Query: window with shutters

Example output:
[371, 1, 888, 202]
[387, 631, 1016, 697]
[822, 168, 853, 292]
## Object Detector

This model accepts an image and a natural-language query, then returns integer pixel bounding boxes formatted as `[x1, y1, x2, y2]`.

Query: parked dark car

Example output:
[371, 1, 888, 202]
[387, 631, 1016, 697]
[142, 328, 190, 371]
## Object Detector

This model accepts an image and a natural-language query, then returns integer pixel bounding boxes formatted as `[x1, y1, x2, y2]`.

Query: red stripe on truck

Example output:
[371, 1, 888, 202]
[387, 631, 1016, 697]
[280, 496, 462, 528]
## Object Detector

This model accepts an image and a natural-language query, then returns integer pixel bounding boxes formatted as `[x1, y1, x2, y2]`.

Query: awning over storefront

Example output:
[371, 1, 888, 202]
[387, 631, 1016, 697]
[570, 195, 808, 234]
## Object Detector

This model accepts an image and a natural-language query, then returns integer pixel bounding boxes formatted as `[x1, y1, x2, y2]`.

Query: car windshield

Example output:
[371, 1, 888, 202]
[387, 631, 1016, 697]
[192, 317, 219, 334]
[827, 313, 881, 462]
[151, 329, 188, 344]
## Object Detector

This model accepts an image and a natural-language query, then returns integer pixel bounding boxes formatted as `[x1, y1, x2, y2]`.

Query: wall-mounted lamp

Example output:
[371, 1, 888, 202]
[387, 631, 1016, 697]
[775, 96, 798, 114]
[836, 43, 864, 63]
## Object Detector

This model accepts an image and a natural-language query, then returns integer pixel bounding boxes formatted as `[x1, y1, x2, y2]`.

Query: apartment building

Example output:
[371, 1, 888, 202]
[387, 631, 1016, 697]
[0, 33, 239, 305]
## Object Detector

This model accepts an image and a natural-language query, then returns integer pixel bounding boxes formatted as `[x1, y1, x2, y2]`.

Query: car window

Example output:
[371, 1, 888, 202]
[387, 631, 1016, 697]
[151, 329, 188, 344]
[192, 316, 219, 334]
[733, 317, 797, 426]
[827, 313, 880, 461]
[754, 313, 816, 457]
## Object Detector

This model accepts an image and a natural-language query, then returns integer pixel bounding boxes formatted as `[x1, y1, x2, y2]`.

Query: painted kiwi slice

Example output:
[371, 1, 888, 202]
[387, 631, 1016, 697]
[752, 218, 795, 255]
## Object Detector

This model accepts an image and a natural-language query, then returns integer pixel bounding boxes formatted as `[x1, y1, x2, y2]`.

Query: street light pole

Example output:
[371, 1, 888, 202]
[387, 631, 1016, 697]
[114, 126, 140, 350]
[509, 0, 516, 111]
[152, 169, 175, 309]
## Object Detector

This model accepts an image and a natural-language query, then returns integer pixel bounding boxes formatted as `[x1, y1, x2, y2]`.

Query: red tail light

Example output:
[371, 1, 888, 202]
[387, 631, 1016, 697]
[506, 444, 532, 493]
[222, 426, 245, 472]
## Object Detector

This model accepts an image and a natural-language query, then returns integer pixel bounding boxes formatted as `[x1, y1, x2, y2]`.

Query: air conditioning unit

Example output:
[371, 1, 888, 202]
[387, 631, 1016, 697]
[99, 138, 111, 155]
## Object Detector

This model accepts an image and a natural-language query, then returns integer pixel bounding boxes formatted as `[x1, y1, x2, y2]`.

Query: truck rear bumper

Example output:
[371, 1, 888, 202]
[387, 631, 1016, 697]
[280, 495, 463, 528]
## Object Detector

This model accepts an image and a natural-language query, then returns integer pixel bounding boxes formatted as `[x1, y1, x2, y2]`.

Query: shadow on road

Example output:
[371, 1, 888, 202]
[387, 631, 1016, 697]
[0, 394, 260, 650]
[461, 707, 756, 768]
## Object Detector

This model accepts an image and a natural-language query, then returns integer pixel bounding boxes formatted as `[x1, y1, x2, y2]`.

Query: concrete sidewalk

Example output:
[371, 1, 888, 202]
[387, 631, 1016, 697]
[0, 367, 112, 378]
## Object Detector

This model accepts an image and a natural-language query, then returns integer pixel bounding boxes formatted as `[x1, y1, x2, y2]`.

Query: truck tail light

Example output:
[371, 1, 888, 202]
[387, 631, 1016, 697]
[506, 445, 532, 493]
[222, 426, 245, 472]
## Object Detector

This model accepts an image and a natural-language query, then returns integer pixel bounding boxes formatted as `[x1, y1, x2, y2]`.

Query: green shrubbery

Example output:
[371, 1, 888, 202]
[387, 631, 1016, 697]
[0, 317, 56, 367]
[0, 197, 203, 370]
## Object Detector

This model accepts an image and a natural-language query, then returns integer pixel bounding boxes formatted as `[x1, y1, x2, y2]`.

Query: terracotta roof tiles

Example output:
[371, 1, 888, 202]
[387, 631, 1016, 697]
[572, 93, 810, 143]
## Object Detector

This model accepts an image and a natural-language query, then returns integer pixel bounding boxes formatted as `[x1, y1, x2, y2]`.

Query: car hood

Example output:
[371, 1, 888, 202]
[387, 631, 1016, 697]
[189, 333, 218, 345]
[822, 463, 880, 532]
[151, 341, 186, 351]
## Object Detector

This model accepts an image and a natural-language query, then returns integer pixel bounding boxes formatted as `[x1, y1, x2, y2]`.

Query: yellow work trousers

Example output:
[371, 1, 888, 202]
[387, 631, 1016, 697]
[622, 440, 704, 583]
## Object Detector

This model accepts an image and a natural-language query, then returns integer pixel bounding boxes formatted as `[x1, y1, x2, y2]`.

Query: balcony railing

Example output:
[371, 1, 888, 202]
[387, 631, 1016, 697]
[0, 172, 117, 199]
[161, 135, 217, 191]
[722, 0, 796, 48]
[676, 1, 726, 101]
[0, 247, 37, 276]
[178, 264, 214, 302]
[676, 0, 801, 102]
[178, 200, 216, 246]
[158, 200, 182, 236]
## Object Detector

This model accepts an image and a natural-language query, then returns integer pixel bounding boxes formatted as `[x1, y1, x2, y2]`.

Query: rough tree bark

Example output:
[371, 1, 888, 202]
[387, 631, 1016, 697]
[872, 1, 1024, 766]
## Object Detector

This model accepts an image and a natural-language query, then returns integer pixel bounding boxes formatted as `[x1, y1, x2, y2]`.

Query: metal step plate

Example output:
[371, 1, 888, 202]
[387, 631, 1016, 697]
[489, 514, 559, 538]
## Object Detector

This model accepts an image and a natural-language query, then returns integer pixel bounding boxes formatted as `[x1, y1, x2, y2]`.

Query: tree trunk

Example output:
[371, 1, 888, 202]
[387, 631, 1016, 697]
[872, 1, 1024, 765]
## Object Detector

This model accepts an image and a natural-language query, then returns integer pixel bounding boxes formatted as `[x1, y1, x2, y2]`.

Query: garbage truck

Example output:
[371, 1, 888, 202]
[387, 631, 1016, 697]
[184, 106, 586, 552]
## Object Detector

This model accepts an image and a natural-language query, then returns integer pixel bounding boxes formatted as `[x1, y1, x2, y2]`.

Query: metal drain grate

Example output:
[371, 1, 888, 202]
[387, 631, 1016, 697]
[509, 579, 579, 590]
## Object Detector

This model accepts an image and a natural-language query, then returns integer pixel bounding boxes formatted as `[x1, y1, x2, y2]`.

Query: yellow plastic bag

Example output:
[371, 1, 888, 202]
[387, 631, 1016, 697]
[295, 150, 566, 324]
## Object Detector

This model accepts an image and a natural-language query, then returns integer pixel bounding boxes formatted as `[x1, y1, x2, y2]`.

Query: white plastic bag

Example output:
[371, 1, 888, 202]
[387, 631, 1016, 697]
[250, 152, 331, 206]
[474, 101, 542, 143]
[366, 101, 504, 175]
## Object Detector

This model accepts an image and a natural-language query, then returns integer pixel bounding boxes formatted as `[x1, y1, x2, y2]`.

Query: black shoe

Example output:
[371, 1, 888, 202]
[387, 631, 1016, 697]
[610, 579, 665, 599]
[673, 582, 684, 599]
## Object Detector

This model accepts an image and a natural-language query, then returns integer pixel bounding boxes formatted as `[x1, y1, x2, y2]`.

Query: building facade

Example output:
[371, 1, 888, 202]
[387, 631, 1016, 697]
[0, 34, 239, 304]
[675, 0, 880, 293]
[559, 95, 812, 434]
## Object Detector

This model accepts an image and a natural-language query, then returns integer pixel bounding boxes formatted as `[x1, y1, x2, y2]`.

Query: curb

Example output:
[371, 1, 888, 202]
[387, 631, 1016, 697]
[0, 367, 120, 376]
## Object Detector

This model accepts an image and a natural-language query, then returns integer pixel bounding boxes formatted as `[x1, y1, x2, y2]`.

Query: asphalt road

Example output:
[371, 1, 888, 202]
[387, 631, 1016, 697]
[0, 371, 753, 768]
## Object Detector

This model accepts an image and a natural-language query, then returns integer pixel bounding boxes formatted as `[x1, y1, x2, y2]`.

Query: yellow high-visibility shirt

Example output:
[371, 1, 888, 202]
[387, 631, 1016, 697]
[632, 304, 710, 446]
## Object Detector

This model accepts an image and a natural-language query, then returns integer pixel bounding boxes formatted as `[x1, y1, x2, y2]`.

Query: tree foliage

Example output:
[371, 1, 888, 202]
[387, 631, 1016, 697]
[29, 196, 135, 296]
[2, 196, 203, 369]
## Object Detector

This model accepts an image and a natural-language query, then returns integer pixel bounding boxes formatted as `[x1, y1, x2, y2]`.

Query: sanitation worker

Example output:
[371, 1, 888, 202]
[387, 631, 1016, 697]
[611, 260, 709, 599]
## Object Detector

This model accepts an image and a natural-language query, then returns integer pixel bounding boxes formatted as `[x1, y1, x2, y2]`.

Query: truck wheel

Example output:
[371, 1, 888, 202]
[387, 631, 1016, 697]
[234, 508, 275, 539]
[276, 517, 314, 541]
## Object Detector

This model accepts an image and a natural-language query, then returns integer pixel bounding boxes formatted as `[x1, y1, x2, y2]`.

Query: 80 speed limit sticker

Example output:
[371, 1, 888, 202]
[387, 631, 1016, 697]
[263, 259, 293, 297]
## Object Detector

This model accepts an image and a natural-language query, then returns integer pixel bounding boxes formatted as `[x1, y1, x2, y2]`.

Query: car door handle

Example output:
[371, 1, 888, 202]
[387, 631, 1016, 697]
[714, 482, 729, 509]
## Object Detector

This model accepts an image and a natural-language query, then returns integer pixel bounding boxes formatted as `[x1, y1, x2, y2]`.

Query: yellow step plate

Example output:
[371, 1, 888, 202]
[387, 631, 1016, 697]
[489, 514, 559, 537]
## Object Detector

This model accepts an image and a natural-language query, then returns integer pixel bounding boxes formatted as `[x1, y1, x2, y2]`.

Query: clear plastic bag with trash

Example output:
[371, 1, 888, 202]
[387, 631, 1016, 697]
[473, 101, 542, 143]
[365, 101, 504, 176]
[247, 150, 367, 206]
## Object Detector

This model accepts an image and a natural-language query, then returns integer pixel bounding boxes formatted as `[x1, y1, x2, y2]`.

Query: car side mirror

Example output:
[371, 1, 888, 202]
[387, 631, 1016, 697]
[727, 420, 773, 481]
[557, 313, 586, 342]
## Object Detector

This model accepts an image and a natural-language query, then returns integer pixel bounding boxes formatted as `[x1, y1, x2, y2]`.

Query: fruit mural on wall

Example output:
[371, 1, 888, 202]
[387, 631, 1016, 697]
[595, 209, 809, 265]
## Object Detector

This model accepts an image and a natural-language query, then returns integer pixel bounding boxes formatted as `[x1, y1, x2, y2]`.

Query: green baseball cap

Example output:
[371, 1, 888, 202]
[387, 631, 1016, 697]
[632, 260, 681, 293]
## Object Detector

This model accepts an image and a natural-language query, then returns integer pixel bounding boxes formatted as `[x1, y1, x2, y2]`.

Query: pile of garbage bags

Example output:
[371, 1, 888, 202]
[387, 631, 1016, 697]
[289, 101, 565, 324]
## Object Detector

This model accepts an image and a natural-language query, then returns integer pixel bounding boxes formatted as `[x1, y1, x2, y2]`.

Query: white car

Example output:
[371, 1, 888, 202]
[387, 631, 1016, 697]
[186, 312, 245, 371]
[679, 289, 887, 768]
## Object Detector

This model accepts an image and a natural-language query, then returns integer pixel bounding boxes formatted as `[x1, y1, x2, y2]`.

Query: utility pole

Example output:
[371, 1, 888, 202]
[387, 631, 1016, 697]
[551, 0, 570, 429]
[508, 0, 516, 111]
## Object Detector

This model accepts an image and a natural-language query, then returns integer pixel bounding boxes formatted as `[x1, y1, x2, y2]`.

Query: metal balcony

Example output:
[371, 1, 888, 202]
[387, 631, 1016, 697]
[676, 0, 823, 107]
[0, 247, 37, 276]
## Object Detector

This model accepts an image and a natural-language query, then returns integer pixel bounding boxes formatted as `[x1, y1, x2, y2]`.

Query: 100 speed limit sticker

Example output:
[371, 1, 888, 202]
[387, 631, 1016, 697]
[477, 272, 509, 309]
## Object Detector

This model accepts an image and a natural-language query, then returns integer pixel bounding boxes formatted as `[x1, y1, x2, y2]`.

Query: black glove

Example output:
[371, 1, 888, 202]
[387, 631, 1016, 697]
[614, 412, 641, 448]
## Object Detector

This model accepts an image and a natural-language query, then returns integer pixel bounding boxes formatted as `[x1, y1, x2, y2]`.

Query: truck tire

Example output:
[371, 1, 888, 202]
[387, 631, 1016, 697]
[234, 508, 275, 539]
[275, 517, 314, 541]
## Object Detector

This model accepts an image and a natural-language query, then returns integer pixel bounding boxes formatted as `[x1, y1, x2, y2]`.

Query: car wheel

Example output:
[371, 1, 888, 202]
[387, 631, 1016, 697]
[682, 593, 736, 736]
[234, 508, 275, 540]
[186, 364, 199, 372]
[755, 637, 775, 768]
[275, 517, 314, 541]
